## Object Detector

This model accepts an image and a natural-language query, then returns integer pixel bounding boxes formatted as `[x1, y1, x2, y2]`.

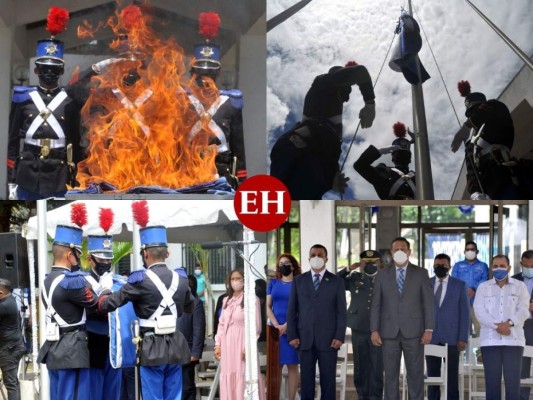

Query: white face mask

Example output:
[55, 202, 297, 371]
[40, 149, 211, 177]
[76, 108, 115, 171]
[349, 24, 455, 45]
[465, 250, 477, 261]
[310, 256, 325, 270]
[393, 250, 408, 265]
[231, 281, 244, 292]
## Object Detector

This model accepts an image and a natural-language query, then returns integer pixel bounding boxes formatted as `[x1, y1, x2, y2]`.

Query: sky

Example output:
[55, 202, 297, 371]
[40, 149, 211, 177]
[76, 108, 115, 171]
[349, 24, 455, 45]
[266, 0, 533, 200]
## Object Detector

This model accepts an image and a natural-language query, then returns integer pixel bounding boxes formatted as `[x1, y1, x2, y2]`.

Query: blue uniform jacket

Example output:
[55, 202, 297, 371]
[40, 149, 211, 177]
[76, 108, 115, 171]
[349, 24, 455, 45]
[451, 259, 489, 305]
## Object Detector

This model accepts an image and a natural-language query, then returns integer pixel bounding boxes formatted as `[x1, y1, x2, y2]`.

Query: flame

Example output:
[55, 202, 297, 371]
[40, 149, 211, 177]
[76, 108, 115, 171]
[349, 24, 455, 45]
[73, 5, 219, 191]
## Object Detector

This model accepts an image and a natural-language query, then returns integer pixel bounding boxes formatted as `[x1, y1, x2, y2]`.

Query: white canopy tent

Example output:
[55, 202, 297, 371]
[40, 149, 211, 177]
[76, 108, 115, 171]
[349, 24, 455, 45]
[23, 199, 262, 400]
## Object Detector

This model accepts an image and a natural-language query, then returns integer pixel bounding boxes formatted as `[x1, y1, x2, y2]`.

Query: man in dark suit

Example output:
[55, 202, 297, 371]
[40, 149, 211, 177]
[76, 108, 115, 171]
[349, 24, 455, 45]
[427, 253, 470, 400]
[287, 244, 347, 400]
[512, 250, 533, 400]
[337, 250, 383, 400]
[370, 237, 434, 400]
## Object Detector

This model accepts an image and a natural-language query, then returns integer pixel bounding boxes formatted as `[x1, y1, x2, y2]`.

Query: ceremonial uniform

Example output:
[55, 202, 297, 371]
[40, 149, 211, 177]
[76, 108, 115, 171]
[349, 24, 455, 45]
[270, 63, 375, 199]
[354, 144, 415, 200]
[464, 99, 519, 199]
[37, 268, 98, 400]
[337, 252, 383, 400]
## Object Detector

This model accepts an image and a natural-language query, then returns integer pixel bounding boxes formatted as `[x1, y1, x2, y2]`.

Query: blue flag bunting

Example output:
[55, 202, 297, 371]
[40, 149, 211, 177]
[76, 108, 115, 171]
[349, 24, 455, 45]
[389, 11, 430, 85]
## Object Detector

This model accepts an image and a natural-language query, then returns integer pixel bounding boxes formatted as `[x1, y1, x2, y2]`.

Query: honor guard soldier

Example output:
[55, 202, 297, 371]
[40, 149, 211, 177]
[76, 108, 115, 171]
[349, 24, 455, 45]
[354, 122, 416, 200]
[451, 80, 520, 200]
[7, 7, 82, 200]
[337, 250, 384, 400]
[83, 208, 123, 400]
[188, 12, 247, 188]
[98, 201, 194, 400]
[37, 205, 99, 400]
[270, 60, 376, 199]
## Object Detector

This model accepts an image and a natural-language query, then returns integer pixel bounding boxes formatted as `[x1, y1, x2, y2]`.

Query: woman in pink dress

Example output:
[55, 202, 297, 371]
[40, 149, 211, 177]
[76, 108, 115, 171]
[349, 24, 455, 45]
[214, 269, 265, 400]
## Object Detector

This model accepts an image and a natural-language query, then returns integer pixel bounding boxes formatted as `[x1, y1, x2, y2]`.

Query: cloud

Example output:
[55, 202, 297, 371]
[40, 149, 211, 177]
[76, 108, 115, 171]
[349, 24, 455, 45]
[267, 0, 533, 199]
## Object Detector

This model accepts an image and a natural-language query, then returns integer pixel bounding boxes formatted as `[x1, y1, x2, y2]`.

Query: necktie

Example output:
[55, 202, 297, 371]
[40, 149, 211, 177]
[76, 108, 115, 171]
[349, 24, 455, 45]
[435, 280, 443, 307]
[313, 273, 320, 291]
[397, 268, 405, 294]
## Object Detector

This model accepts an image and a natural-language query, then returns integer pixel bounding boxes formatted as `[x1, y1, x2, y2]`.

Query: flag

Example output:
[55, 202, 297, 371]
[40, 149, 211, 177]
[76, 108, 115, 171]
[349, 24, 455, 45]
[389, 11, 430, 84]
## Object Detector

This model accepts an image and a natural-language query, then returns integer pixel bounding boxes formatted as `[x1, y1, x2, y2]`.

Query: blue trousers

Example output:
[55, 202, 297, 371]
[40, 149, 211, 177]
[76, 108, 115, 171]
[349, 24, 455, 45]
[88, 357, 122, 400]
[49, 369, 91, 400]
[140, 364, 182, 400]
[481, 345, 523, 400]
[299, 346, 338, 400]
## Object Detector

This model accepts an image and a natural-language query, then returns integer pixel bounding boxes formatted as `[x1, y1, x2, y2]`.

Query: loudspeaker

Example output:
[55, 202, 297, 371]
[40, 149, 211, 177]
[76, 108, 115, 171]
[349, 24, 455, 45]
[0, 232, 29, 287]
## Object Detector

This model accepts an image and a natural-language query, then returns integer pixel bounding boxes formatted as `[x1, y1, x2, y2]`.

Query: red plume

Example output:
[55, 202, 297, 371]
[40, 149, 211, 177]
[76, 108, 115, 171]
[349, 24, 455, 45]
[393, 122, 407, 138]
[71, 203, 88, 228]
[132, 201, 149, 228]
[457, 80, 471, 97]
[199, 12, 220, 40]
[345, 60, 358, 67]
[46, 7, 70, 36]
[99, 208, 114, 234]
[120, 5, 143, 30]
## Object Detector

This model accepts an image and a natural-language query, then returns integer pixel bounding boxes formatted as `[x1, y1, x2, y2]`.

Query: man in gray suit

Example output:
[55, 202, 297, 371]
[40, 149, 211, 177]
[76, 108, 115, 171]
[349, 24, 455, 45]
[370, 237, 434, 400]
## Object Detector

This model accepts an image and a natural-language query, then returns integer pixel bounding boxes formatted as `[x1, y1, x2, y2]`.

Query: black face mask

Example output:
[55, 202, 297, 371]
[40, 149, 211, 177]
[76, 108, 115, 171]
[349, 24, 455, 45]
[70, 252, 81, 272]
[140, 249, 148, 269]
[123, 69, 140, 87]
[279, 263, 292, 276]
[36, 64, 63, 86]
[91, 255, 111, 276]
[434, 264, 449, 278]
[392, 150, 412, 167]
[364, 262, 378, 276]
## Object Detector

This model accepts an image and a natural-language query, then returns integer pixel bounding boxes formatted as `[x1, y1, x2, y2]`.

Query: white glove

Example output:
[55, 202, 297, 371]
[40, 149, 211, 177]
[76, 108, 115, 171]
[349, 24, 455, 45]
[359, 103, 376, 129]
[99, 271, 114, 292]
[8, 184, 18, 200]
[451, 123, 471, 153]
[92, 58, 128, 74]
[379, 145, 400, 155]
[470, 192, 491, 200]
[331, 171, 349, 194]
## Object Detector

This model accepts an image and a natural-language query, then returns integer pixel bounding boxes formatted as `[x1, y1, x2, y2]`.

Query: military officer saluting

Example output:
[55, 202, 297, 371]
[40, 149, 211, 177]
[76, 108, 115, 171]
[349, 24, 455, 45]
[98, 201, 194, 400]
[337, 250, 384, 400]
[37, 205, 99, 400]
[188, 12, 247, 188]
[7, 7, 82, 200]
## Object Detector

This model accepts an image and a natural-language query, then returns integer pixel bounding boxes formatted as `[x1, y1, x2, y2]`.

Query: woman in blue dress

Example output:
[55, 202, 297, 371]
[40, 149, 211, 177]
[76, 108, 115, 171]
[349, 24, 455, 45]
[266, 253, 301, 400]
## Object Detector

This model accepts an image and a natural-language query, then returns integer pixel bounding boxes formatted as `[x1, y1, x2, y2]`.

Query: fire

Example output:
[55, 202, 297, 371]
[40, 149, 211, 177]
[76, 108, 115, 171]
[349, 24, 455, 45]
[73, 4, 219, 191]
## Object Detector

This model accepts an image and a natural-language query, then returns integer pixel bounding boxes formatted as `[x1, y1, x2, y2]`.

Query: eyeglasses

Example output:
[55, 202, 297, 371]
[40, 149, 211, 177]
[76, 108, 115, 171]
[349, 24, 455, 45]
[465, 248, 477, 251]
[434, 264, 448, 269]
[279, 263, 292, 267]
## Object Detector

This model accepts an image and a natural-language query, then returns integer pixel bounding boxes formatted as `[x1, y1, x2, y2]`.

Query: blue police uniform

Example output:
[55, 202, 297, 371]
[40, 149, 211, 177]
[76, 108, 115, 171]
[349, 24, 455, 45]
[98, 226, 194, 400]
[451, 259, 489, 305]
[37, 225, 98, 400]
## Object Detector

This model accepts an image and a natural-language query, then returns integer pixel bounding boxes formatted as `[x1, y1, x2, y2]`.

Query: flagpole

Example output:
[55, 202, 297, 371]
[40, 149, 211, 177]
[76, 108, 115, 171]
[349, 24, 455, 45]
[408, 0, 434, 200]
[267, 0, 313, 32]
[464, 0, 533, 71]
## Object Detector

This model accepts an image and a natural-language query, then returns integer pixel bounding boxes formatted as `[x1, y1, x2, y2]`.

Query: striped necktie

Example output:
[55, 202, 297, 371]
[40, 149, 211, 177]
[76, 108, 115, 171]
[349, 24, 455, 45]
[397, 268, 405, 294]
[435, 280, 443, 307]
[313, 273, 320, 291]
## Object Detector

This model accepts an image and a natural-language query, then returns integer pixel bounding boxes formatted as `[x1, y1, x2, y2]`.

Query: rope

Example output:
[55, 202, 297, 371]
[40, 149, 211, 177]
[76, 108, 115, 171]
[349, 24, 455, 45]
[339, 30, 397, 172]
[412, 5, 462, 128]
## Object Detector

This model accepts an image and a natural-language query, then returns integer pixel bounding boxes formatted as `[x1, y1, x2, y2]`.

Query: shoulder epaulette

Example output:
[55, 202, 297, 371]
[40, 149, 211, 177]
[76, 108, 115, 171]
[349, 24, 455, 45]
[12, 86, 36, 103]
[128, 269, 146, 284]
[174, 267, 188, 278]
[112, 274, 127, 285]
[60, 271, 89, 290]
[220, 89, 243, 109]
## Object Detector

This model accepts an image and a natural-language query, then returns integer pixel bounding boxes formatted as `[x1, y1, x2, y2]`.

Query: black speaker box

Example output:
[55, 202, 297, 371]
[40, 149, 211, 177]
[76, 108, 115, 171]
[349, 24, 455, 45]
[0, 232, 29, 287]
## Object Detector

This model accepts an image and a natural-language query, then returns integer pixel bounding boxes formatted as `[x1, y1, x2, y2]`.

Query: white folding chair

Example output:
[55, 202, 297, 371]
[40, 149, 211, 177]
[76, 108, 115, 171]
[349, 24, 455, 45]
[424, 344, 448, 400]
[520, 345, 533, 392]
[467, 337, 485, 400]
[315, 343, 348, 400]
[458, 350, 466, 400]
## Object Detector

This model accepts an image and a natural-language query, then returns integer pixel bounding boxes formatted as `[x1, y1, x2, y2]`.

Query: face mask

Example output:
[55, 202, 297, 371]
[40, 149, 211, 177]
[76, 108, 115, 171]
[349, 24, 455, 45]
[465, 250, 477, 261]
[392, 250, 408, 265]
[363, 263, 378, 276]
[231, 281, 244, 292]
[310, 256, 325, 270]
[70, 252, 81, 273]
[194, 269, 202, 277]
[523, 267, 533, 279]
[91, 255, 111, 276]
[36, 65, 62, 86]
[493, 268, 509, 281]
[434, 264, 449, 279]
[280, 263, 293, 276]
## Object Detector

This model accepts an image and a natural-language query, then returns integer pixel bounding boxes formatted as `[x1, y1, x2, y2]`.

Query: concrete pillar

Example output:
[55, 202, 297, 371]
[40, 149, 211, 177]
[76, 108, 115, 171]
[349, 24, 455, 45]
[299, 201, 336, 272]
[376, 206, 401, 256]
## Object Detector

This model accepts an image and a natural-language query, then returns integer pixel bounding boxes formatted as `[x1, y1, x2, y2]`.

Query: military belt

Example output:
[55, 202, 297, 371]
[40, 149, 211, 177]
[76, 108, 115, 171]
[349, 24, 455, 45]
[23, 143, 66, 159]
[59, 324, 86, 334]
